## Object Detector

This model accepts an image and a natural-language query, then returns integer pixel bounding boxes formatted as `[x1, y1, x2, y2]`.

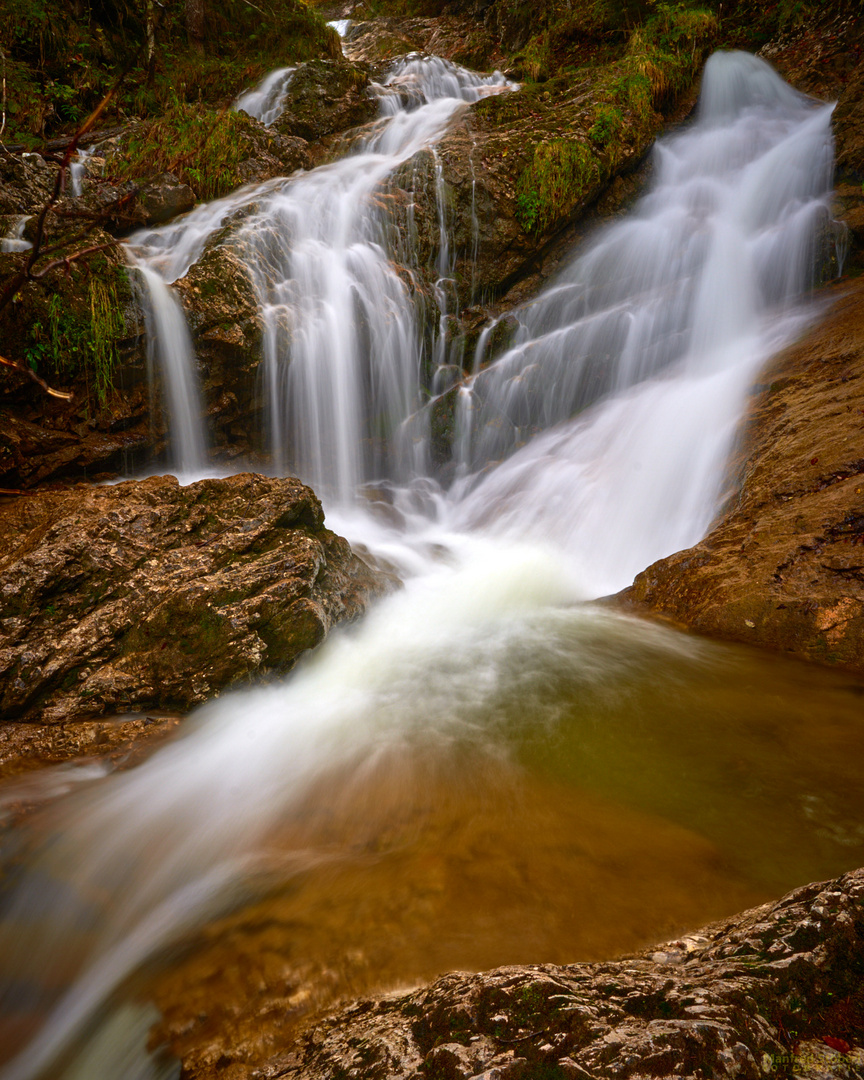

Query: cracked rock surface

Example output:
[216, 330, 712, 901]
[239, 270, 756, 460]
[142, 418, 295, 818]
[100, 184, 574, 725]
[268, 868, 864, 1080]
[0, 472, 389, 722]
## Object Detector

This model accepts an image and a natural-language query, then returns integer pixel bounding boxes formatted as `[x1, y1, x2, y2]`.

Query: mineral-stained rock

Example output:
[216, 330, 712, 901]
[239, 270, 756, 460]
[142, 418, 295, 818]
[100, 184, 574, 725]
[268, 866, 864, 1079]
[0, 473, 389, 722]
[620, 276, 864, 675]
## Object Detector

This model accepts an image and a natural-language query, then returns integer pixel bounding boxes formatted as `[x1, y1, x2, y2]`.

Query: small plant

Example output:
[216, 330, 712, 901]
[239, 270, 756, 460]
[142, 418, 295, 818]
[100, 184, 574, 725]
[589, 103, 624, 146]
[23, 273, 125, 408]
[118, 100, 251, 202]
[89, 277, 124, 406]
[516, 138, 601, 234]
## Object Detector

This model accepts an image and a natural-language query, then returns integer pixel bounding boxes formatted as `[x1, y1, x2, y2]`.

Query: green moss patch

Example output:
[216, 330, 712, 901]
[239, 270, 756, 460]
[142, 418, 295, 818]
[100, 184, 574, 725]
[516, 139, 601, 234]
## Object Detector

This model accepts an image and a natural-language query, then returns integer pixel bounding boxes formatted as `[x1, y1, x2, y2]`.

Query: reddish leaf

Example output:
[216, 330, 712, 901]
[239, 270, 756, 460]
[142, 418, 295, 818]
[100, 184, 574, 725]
[822, 1036, 852, 1054]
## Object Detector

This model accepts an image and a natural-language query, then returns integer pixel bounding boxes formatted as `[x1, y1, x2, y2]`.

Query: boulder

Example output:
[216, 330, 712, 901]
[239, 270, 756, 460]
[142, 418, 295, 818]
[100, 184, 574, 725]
[0, 473, 389, 722]
[0, 153, 57, 217]
[134, 172, 196, 226]
[621, 276, 864, 675]
[269, 867, 864, 1079]
[273, 60, 378, 143]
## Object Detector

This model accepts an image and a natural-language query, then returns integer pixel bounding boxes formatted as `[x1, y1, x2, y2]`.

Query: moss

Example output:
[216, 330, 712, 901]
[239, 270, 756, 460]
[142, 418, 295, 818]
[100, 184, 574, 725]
[516, 138, 601, 234]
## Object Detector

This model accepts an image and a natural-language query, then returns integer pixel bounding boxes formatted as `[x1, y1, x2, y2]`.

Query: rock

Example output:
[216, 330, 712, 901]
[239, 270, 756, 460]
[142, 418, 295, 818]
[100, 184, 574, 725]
[135, 172, 196, 226]
[343, 18, 422, 67]
[620, 276, 864, 674]
[273, 59, 378, 143]
[0, 473, 390, 722]
[342, 15, 503, 70]
[265, 866, 864, 1079]
[0, 153, 57, 217]
[172, 240, 265, 455]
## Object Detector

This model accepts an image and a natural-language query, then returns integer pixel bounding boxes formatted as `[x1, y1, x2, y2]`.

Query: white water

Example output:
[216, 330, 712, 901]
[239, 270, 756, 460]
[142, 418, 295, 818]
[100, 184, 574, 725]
[236, 56, 513, 500]
[233, 67, 296, 126]
[1, 217, 32, 253]
[69, 146, 96, 198]
[0, 52, 841, 1080]
[125, 184, 285, 475]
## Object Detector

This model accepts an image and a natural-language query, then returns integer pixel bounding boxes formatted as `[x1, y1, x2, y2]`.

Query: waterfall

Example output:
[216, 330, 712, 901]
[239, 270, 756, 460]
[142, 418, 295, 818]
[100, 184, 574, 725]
[124, 186, 280, 475]
[0, 51, 843, 1080]
[235, 56, 513, 500]
[69, 146, 95, 198]
[232, 67, 296, 126]
[1, 217, 32, 253]
[448, 52, 834, 591]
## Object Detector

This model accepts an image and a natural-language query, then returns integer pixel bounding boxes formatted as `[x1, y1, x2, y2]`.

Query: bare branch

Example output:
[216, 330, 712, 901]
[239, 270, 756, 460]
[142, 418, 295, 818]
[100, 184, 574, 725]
[0, 45, 7, 146]
[0, 354, 75, 400]
[30, 242, 119, 279]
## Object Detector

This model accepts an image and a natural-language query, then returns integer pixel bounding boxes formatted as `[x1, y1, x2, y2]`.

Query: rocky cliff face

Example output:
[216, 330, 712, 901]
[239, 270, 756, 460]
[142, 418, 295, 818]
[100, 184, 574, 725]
[0, 473, 389, 722]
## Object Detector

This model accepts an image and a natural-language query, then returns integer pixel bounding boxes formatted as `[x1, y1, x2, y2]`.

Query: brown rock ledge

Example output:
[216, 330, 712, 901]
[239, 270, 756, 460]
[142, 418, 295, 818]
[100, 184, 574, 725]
[269, 867, 864, 1079]
[0, 472, 389, 722]
[620, 276, 864, 675]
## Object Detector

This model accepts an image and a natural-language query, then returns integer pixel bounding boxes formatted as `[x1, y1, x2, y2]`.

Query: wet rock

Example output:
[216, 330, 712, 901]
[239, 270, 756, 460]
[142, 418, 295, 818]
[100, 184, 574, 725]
[343, 17, 422, 67]
[269, 867, 864, 1080]
[0, 713, 182, 782]
[383, 65, 688, 337]
[621, 276, 864, 675]
[0, 473, 390, 722]
[134, 172, 196, 226]
[173, 241, 264, 455]
[273, 59, 378, 143]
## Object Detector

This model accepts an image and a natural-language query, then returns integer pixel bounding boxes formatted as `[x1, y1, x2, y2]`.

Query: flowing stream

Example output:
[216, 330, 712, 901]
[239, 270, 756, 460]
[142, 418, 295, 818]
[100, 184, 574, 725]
[2, 50, 863, 1080]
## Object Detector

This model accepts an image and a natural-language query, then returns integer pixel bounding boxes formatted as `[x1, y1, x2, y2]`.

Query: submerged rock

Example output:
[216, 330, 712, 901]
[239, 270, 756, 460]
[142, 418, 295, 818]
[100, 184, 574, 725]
[621, 276, 864, 674]
[270, 866, 864, 1079]
[0, 473, 389, 722]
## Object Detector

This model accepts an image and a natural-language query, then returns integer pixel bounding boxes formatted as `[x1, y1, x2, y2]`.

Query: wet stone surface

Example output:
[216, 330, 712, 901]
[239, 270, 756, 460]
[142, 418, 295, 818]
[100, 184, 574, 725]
[0, 472, 390, 722]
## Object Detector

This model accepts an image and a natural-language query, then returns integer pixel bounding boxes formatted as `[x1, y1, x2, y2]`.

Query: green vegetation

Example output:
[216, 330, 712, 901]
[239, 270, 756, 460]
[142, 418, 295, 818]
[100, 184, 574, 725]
[117, 100, 255, 202]
[516, 139, 601, 233]
[589, 103, 624, 147]
[22, 261, 127, 409]
[0, 0, 340, 145]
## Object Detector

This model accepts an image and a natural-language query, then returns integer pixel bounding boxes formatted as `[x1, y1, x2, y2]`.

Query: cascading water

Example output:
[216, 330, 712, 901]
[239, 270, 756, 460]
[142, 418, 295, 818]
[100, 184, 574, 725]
[124, 186, 278, 475]
[235, 56, 512, 500]
[1, 50, 857, 1080]
[69, 146, 95, 198]
[450, 51, 835, 591]
[232, 67, 296, 126]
